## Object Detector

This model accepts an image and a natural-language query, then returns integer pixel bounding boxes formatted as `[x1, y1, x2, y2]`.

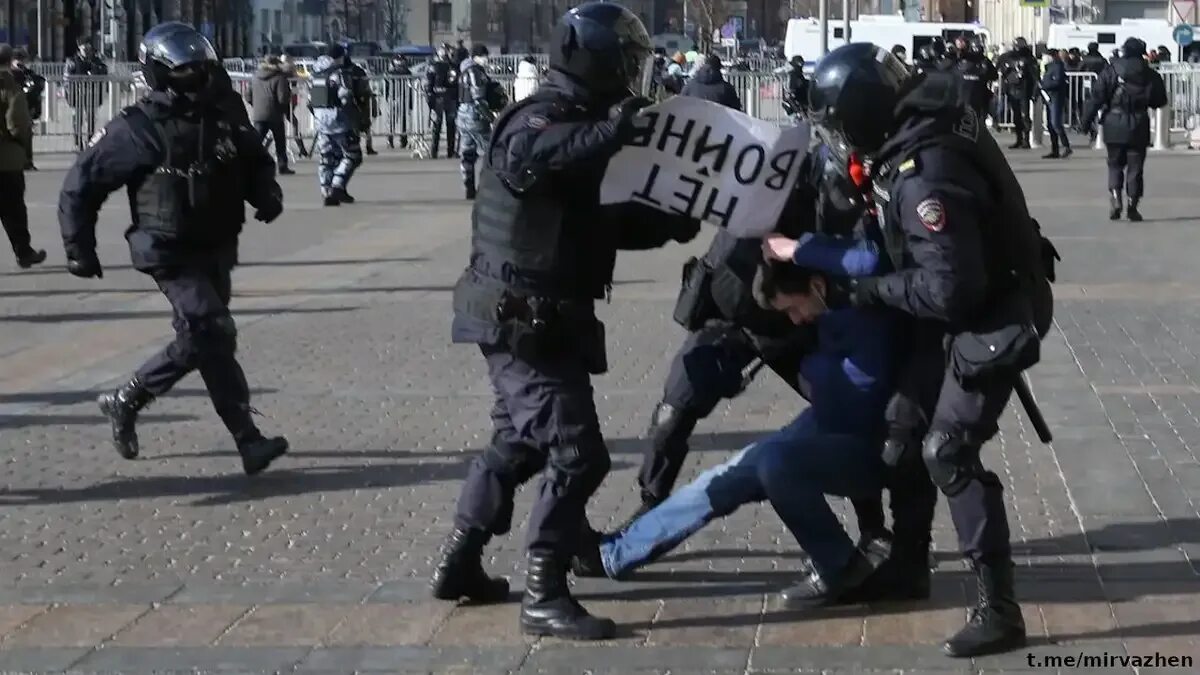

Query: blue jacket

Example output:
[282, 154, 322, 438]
[801, 307, 897, 436]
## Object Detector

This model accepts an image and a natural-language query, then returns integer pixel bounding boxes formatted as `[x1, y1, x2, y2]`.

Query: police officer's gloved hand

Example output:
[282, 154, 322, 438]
[848, 277, 882, 307]
[610, 96, 653, 143]
[66, 252, 103, 279]
[671, 216, 701, 243]
[255, 200, 283, 224]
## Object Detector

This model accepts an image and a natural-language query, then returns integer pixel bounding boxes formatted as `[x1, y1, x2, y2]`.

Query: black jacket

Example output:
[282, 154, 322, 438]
[681, 65, 742, 111]
[1040, 59, 1068, 95]
[999, 48, 1038, 98]
[1080, 50, 1107, 75]
[1081, 56, 1168, 147]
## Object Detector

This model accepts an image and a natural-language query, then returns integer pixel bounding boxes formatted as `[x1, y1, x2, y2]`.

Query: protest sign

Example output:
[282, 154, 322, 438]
[600, 96, 810, 237]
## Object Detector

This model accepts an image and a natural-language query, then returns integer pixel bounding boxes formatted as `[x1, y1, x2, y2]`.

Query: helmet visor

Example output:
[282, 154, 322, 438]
[141, 28, 218, 69]
[631, 52, 656, 97]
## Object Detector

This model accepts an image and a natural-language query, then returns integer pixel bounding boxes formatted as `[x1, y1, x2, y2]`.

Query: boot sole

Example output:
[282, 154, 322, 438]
[97, 395, 138, 459]
[430, 578, 510, 603]
[242, 440, 289, 476]
[520, 617, 616, 640]
[942, 632, 1026, 658]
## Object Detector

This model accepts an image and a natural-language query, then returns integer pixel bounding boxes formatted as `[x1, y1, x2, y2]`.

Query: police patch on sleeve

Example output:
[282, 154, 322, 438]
[525, 115, 549, 130]
[88, 127, 107, 147]
[916, 197, 946, 232]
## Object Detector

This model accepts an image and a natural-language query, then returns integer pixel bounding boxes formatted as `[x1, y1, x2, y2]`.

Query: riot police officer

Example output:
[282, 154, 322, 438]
[425, 44, 459, 158]
[309, 44, 367, 206]
[998, 38, 1038, 149]
[429, 2, 699, 640]
[623, 144, 887, 545]
[58, 22, 288, 476]
[1080, 38, 1167, 222]
[457, 44, 505, 199]
[807, 43, 1054, 658]
[956, 39, 998, 117]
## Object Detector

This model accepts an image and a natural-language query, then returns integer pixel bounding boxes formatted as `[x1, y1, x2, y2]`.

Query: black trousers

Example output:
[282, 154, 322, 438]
[1007, 95, 1030, 141]
[1106, 144, 1147, 200]
[135, 259, 257, 442]
[254, 118, 290, 168]
[0, 171, 33, 257]
[454, 343, 610, 559]
[428, 99, 457, 158]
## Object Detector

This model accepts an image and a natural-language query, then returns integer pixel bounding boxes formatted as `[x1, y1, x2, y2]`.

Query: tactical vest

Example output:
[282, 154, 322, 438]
[872, 107, 1052, 336]
[308, 68, 340, 108]
[125, 103, 246, 243]
[461, 89, 613, 304]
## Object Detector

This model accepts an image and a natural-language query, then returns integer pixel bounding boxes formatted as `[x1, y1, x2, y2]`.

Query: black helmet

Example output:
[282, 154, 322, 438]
[138, 22, 219, 93]
[808, 43, 910, 158]
[1012, 36, 1029, 51]
[968, 38, 985, 55]
[1121, 37, 1146, 58]
[548, 1, 652, 98]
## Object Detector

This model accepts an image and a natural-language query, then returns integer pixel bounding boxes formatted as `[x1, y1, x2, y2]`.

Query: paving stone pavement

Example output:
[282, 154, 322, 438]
[2, 145, 1199, 674]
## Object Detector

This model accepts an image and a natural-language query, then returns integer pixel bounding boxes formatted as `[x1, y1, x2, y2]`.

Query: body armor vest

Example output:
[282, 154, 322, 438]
[125, 103, 246, 243]
[308, 68, 341, 108]
[462, 89, 613, 302]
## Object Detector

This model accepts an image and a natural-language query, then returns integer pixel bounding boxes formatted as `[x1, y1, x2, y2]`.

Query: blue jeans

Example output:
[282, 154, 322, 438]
[1046, 92, 1070, 153]
[601, 410, 885, 582]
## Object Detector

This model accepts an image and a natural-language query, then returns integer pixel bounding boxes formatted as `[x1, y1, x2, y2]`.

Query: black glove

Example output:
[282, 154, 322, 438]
[67, 252, 103, 279]
[255, 200, 283, 223]
[610, 96, 652, 142]
[672, 216, 701, 243]
[848, 277, 882, 307]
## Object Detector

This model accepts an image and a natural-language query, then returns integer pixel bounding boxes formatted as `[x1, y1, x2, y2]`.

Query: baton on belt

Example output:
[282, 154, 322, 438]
[1015, 372, 1053, 444]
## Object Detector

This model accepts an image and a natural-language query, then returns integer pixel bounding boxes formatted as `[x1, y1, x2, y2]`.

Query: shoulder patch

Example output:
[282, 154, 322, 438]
[88, 127, 107, 147]
[525, 114, 549, 130]
[916, 197, 946, 232]
[898, 159, 917, 173]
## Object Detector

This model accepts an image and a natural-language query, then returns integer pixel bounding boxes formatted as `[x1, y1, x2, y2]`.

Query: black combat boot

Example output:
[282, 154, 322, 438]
[841, 538, 932, 604]
[333, 188, 355, 204]
[520, 550, 615, 639]
[16, 249, 47, 269]
[430, 528, 510, 603]
[1127, 198, 1143, 222]
[237, 433, 289, 476]
[570, 522, 610, 579]
[943, 558, 1026, 658]
[97, 377, 154, 459]
[780, 537, 890, 609]
[322, 191, 339, 207]
[1109, 190, 1123, 220]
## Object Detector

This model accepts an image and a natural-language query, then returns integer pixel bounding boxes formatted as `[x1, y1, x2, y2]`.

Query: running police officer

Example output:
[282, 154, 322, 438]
[1080, 37, 1167, 222]
[425, 44, 458, 158]
[806, 43, 1054, 658]
[58, 22, 289, 476]
[457, 44, 505, 199]
[429, 2, 700, 640]
[309, 44, 367, 206]
[998, 38, 1038, 149]
[624, 143, 887, 546]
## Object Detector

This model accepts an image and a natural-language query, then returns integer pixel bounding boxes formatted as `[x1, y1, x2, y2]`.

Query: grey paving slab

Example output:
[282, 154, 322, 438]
[0, 647, 92, 671]
[72, 646, 312, 672]
[521, 645, 750, 671]
[169, 580, 377, 605]
[296, 646, 528, 672]
[0, 582, 182, 605]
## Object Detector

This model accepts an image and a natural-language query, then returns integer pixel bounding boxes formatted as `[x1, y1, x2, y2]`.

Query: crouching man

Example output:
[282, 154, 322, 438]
[576, 260, 898, 607]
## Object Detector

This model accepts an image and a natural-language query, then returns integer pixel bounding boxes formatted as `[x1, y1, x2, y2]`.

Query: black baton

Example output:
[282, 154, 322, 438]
[1015, 373, 1053, 444]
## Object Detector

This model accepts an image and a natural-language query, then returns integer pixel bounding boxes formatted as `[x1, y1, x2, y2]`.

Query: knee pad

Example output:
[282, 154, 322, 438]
[481, 441, 545, 485]
[648, 402, 697, 450]
[921, 431, 985, 497]
[547, 441, 610, 496]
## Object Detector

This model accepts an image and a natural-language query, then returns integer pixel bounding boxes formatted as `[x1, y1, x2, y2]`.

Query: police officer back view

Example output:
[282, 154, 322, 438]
[998, 38, 1038, 149]
[1080, 38, 1167, 222]
[309, 45, 366, 206]
[429, 2, 699, 639]
[808, 43, 1054, 658]
[426, 44, 459, 159]
[58, 22, 289, 475]
[457, 44, 505, 199]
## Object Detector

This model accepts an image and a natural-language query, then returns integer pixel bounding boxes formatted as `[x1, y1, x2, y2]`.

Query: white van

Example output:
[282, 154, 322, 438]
[1047, 20, 1199, 61]
[784, 15, 991, 61]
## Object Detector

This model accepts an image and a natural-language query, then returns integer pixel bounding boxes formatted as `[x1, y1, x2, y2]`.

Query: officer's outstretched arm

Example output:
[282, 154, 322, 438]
[612, 206, 700, 249]
[501, 106, 623, 179]
[58, 115, 157, 259]
[231, 122, 282, 212]
[870, 178, 987, 323]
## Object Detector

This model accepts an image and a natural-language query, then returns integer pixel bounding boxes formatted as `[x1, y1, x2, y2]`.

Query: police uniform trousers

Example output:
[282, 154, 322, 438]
[135, 258, 256, 441]
[428, 97, 457, 158]
[456, 113, 489, 186]
[316, 131, 363, 191]
[1106, 144, 1146, 200]
[454, 343, 611, 559]
[0, 172, 34, 258]
[1006, 94, 1030, 140]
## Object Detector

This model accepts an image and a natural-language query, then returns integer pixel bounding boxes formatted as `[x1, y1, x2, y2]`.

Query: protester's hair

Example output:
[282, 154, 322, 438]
[0, 44, 12, 65]
[753, 261, 819, 308]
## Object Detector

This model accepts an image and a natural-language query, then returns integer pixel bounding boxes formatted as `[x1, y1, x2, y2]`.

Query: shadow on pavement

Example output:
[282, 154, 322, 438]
[0, 412, 196, 429]
[0, 387, 279, 406]
[1, 306, 362, 323]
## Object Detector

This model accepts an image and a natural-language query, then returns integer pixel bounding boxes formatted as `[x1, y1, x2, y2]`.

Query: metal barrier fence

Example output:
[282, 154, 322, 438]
[26, 67, 1200, 155]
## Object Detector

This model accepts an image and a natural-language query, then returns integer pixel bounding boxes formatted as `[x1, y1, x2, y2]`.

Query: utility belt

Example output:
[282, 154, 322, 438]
[454, 271, 607, 374]
[948, 265, 1053, 389]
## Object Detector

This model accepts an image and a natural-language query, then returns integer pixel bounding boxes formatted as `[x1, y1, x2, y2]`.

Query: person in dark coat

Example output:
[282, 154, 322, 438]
[247, 55, 294, 174]
[1039, 49, 1071, 159]
[1080, 42, 1107, 74]
[680, 54, 742, 110]
[1080, 37, 1168, 221]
